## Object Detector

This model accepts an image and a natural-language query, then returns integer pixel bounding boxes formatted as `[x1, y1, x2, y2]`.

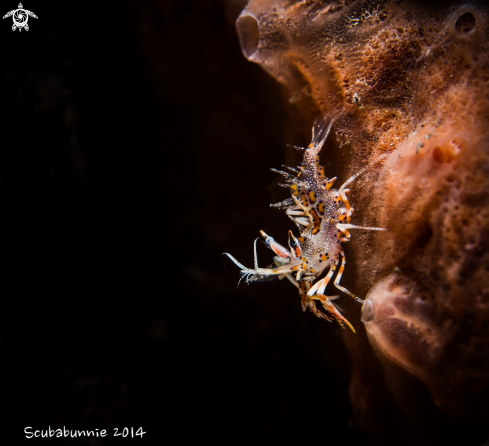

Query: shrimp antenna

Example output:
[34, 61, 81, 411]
[286, 144, 305, 151]
[310, 111, 344, 155]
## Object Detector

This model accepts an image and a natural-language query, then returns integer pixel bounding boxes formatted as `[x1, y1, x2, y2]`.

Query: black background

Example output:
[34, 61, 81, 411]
[0, 1, 362, 444]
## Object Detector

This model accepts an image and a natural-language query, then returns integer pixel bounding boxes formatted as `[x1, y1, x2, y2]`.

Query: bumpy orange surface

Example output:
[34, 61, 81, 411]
[236, 0, 489, 441]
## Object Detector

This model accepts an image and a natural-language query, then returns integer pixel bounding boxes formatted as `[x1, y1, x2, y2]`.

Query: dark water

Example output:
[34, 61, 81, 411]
[0, 1, 366, 444]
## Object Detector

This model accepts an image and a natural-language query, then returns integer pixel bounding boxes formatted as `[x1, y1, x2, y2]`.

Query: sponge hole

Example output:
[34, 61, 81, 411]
[236, 13, 260, 59]
[455, 12, 476, 36]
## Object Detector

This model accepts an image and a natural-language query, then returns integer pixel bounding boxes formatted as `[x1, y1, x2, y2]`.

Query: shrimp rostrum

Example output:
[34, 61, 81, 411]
[224, 113, 385, 332]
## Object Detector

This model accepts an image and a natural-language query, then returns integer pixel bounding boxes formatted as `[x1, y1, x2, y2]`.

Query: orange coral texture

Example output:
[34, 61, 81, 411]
[237, 0, 489, 438]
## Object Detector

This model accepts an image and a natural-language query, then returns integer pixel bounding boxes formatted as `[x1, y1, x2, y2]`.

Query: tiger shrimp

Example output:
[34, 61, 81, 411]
[224, 112, 385, 332]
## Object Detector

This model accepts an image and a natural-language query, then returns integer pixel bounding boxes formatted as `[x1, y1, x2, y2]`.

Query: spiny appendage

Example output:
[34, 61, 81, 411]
[223, 237, 302, 286]
[225, 113, 386, 332]
[270, 197, 294, 209]
[224, 230, 356, 332]
[298, 274, 355, 332]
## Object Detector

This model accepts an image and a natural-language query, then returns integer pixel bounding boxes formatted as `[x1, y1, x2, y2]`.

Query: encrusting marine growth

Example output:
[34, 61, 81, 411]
[232, 0, 489, 441]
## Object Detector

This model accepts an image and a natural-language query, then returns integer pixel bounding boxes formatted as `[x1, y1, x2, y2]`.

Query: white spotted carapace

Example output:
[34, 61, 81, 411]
[224, 113, 385, 332]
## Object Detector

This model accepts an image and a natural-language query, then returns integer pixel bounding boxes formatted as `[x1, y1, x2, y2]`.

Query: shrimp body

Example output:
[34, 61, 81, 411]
[224, 113, 385, 331]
